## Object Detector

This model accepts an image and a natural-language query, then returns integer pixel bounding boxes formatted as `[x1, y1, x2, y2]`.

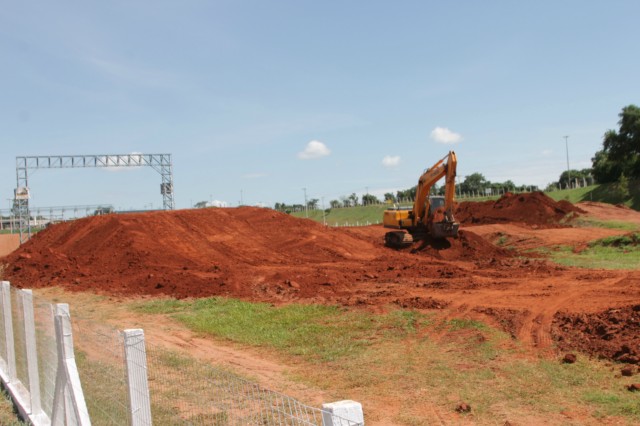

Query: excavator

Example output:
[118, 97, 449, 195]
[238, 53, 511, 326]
[383, 151, 459, 247]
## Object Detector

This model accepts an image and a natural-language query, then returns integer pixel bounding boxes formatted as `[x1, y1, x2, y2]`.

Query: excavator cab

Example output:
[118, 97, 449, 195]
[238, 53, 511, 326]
[428, 196, 445, 214]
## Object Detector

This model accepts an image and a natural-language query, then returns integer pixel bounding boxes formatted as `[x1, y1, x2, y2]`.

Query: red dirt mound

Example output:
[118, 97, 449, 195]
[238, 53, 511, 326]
[3, 208, 387, 299]
[456, 191, 584, 227]
[2, 207, 514, 301]
[552, 305, 640, 364]
[409, 230, 513, 262]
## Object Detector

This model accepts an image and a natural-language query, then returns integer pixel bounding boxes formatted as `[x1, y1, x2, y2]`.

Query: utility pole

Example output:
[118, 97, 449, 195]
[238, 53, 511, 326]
[321, 197, 326, 226]
[302, 188, 308, 217]
[564, 135, 571, 189]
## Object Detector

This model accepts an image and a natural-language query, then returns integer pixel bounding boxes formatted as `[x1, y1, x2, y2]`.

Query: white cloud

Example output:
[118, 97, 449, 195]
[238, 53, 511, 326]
[430, 127, 463, 144]
[298, 140, 331, 160]
[382, 155, 401, 168]
[207, 200, 228, 208]
[541, 149, 553, 156]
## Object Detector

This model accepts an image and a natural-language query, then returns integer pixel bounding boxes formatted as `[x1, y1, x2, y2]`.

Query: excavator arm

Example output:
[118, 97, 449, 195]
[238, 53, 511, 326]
[443, 151, 457, 222]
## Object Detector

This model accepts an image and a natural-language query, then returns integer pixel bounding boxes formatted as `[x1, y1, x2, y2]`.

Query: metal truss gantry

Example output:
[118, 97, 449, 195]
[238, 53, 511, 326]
[14, 153, 174, 243]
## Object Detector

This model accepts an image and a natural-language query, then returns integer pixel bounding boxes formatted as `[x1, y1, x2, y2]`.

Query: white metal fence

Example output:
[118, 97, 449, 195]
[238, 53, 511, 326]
[0, 281, 364, 425]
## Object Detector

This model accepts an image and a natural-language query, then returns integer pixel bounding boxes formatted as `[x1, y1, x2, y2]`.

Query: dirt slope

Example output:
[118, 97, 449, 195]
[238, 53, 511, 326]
[2, 194, 640, 364]
[456, 191, 583, 226]
[2, 206, 508, 300]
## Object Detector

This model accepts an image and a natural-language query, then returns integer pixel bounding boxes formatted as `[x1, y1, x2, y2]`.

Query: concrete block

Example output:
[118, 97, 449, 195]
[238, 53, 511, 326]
[322, 400, 364, 425]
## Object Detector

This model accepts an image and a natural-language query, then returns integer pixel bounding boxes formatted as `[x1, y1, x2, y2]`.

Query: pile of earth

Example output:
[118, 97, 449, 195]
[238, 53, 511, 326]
[408, 230, 513, 262]
[455, 191, 584, 227]
[2, 207, 513, 300]
[552, 305, 640, 364]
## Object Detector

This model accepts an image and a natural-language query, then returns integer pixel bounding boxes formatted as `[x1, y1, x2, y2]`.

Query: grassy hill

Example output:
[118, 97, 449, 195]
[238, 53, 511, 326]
[291, 205, 389, 226]
[546, 182, 639, 210]
[292, 182, 639, 225]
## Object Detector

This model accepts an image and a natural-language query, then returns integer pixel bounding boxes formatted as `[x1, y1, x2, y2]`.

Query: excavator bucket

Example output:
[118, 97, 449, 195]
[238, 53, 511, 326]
[430, 221, 460, 239]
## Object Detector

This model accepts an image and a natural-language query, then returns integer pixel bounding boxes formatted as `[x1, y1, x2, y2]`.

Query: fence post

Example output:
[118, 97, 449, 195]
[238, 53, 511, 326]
[20, 289, 43, 418]
[123, 329, 152, 426]
[51, 303, 91, 426]
[322, 400, 364, 425]
[1, 281, 16, 382]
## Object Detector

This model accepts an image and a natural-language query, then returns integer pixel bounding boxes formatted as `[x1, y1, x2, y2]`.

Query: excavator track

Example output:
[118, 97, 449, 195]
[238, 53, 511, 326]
[384, 231, 414, 248]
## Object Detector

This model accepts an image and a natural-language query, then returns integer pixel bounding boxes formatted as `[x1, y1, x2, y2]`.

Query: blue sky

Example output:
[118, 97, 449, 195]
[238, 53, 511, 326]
[1, 1, 638, 210]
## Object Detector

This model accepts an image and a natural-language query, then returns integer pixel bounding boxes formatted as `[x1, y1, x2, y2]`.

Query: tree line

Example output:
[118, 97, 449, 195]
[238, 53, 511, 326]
[272, 174, 541, 213]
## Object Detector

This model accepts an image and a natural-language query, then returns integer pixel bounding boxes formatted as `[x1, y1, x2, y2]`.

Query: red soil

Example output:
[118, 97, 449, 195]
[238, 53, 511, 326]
[552, 305, 640, 365]
[2, 193, 640, 363]
[456, 191, 584, 227]
[2, 207, 507, 300]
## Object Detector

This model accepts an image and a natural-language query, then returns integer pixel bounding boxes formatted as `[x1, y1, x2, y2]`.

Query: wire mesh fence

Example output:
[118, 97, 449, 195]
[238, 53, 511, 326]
[1, 283, 364, 425]
[71, 315, 131, 425]
[0, 287, 7, 372]
[11, 290, 28, 395]
[31, 293, 58, 420]
[144, 344, 360, 425]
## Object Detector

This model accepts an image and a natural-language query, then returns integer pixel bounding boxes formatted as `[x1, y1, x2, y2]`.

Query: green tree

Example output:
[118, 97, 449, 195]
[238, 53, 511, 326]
[460, 173, 488, 193]
[592, 150, 624, 183]
[362, 194, 380, 205]
[396, 186, 417, 202]
[501, 180, 515, 191]
[383, 192, 396, 203]
[559, 168, 592, 187]
[592, 104, 640, 182]
[307, 198, 319, 210]
[330, 199, 342, 208]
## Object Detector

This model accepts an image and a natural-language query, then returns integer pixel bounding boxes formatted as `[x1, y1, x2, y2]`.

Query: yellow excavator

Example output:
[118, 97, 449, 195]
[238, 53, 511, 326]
[383, 151, 459, 247]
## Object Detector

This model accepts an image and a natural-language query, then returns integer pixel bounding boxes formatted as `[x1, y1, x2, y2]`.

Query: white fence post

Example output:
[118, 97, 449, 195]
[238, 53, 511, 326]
[21, 289, 43, 419]
[123, 329, 152, 426]
[1, 281, 16, 382]
[51, 303, 91, 426]
[322, 400, 364, 425]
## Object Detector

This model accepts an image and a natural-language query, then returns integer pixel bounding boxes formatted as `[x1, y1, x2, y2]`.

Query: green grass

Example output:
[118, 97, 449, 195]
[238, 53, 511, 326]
[75, 349, 131, 424]
[550, 233, 640, 269]
[542, 233, 640, 269]
[547, 182, 640, 210]
[546, 184, 602, 204]
[133, 298, 427, 362]
[131, 297, 640, 424]
[592, 233, 640, 247]
[291, 205, 389, 226]
[569, 216, 640, 231]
